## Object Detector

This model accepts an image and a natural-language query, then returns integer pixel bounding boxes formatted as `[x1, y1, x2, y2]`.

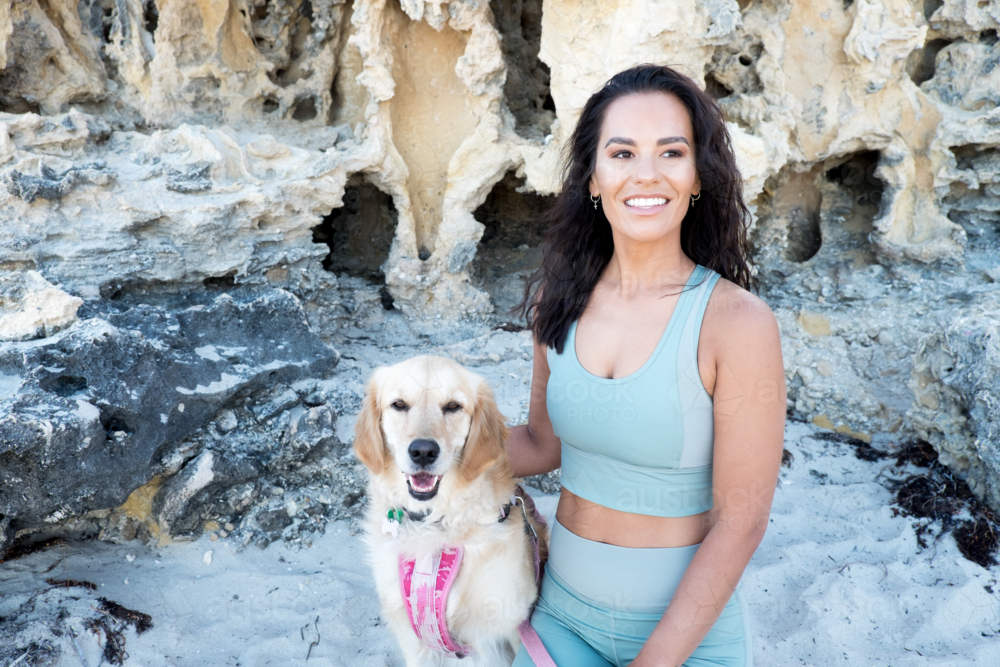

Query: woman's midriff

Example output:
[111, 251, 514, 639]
[556, 488, 713, 547]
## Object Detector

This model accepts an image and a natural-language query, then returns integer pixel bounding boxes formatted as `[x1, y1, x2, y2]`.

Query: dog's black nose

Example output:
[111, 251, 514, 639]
[408, 439, 440, 467]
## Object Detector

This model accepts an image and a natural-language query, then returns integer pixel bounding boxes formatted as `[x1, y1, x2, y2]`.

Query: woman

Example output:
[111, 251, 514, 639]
[507, 65, 786, 667]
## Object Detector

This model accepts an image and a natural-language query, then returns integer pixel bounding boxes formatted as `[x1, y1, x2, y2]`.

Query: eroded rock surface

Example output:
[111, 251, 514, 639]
[2, 0, 1000, 532]
[0, 288, 338, 553]
[2, 1, 996, 307]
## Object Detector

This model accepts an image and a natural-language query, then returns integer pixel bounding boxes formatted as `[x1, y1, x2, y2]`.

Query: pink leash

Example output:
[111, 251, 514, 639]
[518, 618, 558, 667]
[511, 489, 558, 667]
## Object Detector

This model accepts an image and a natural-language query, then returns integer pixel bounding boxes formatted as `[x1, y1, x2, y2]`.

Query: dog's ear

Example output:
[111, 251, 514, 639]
[354, 369, 392, 474]
[459, 381, 510, 483]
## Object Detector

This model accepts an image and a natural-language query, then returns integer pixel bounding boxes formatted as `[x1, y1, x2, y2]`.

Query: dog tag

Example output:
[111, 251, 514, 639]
[382, 510, 401, 537]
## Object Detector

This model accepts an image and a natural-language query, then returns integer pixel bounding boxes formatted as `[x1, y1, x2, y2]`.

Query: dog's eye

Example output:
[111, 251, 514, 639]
[442, 401, 462, 413]
[390, 400, 409, 411]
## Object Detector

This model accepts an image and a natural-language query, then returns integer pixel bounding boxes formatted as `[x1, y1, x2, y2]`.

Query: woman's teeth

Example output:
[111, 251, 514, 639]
[625, 197, 668, 207]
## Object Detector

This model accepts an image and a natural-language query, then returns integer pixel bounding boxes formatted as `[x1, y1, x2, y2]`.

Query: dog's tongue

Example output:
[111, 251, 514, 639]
[408, 473, 439, 492]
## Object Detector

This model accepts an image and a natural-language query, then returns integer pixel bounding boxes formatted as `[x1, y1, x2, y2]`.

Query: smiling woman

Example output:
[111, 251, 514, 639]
[589, 93, 701, 280]
[509, 65, 786, 667]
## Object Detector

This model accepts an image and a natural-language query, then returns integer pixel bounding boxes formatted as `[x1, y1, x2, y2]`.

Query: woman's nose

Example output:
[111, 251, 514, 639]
[632, 152, 661, 183]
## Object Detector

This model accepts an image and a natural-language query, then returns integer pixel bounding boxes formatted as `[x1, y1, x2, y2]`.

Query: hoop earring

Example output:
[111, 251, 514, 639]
[690, 192, 701, 208]
[590, 193, 600, 210]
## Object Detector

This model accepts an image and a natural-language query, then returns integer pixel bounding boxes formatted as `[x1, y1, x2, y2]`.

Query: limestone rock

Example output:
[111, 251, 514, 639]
[0, 110, 347, 300]
[0, 271, 82, 341]
[0, 0, 107, 115]
[1, 0, 988, 318]
[2, 0, 1000, 516]
[0, 0, 994, 316]
[926, 0, 1000, 41]
[844, 0, 926, 94]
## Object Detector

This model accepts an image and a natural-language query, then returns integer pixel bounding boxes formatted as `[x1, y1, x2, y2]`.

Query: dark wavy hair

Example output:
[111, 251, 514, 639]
[518, 64, 754, 353]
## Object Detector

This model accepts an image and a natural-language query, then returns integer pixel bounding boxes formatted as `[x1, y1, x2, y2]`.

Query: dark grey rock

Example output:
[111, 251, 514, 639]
[145, 404, 341, 540]
[152, 449, 264, 537]
[255, 506, 294, 536]
[303, 390, 326, 407]
[132, 376, 351, 545]
[1, 162, 114, 203]
[0, 289, 338, 554]
[250, 383, 301, 422]
[3, 167, 75, 202]
[269, 405, 338, 474]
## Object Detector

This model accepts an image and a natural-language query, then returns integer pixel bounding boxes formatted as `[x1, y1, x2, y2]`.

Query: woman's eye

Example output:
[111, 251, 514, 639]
[442, 401, 462, 413]
[391, 400, 408, 411]
[611, 150, 633, 159]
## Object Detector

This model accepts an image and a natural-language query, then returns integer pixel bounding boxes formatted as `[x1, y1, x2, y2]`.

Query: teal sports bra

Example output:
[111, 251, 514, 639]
[546, 264, 721, 517]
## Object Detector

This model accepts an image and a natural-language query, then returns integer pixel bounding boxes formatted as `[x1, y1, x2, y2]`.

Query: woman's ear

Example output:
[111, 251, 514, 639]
[353, 369, 391, 474]
[459, 381, 510, 484]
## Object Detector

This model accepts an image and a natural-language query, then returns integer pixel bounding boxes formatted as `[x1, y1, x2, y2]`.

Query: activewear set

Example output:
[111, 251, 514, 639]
[512, 264, 753, 667]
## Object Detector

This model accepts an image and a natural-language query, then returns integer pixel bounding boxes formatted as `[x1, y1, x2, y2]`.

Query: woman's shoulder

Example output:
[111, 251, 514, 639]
[701, 273, 780, 349]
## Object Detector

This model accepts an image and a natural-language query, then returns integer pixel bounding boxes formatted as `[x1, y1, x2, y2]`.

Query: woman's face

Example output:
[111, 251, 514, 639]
[590, 92, 700, 246]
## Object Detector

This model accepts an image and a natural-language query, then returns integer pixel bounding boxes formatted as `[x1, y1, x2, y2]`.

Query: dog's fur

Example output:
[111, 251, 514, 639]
[354, 355, 549, 666]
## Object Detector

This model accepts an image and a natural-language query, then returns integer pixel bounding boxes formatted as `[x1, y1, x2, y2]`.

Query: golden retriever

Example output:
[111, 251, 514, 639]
[354, 355, 548, 666]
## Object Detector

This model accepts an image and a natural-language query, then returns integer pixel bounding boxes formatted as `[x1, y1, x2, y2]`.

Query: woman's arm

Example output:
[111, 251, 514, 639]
[632, 285, 787, 667]
[507, 336, 563, 477]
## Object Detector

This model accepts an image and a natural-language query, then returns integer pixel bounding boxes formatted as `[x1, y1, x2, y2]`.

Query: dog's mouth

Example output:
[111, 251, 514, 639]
[406, 473, 442, 500]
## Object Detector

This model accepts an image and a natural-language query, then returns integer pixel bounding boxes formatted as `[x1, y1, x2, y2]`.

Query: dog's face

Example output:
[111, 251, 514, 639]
[353, 356, 508, 501]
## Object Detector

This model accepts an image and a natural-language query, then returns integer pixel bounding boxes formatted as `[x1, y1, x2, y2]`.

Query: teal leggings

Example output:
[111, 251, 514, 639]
[513, 521, 753, 667]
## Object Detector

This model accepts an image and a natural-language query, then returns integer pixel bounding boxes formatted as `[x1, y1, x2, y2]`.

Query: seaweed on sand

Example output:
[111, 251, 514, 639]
[888, 440, 999, 568]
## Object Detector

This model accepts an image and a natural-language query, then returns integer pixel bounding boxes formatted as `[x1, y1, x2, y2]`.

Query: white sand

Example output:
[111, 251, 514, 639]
[751, 422, 999, 665]
[3, 419, 999, 667]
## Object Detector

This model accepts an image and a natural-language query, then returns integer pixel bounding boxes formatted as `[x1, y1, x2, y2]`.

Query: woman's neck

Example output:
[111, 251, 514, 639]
[603, 236, 695, 298]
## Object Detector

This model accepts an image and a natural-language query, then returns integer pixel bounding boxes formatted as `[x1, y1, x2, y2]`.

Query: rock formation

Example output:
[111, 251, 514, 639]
[2, 0, 1000, 548]
[0, 289, 343, 552]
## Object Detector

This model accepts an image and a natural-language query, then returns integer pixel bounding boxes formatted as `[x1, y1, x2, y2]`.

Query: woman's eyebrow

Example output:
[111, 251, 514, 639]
[605, 136, 635, 147]
[604, 136, 690, 147]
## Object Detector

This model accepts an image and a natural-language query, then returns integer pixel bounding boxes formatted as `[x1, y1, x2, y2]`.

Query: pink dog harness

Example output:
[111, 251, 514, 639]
[399, 547, 471, 658]
[396, 487, 555, 664]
